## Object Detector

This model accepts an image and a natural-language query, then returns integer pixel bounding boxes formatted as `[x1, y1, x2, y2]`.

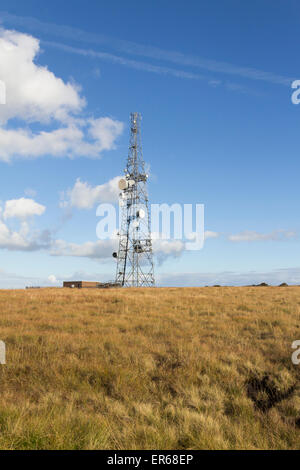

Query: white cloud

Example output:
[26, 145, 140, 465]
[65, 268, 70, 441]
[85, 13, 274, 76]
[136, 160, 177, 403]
[0, 197, 50, 251]
[152, 237, 185, 264]
[61, 175, 121, 209]
[0, 28, 84, 124]
[204, 230, 219, 239]
[228, 230, 297, 242]
[151, 230, 221, 262]
[51, 238, 118, 259]
[3, 197, 45, 219]
[151, 231, 218, 262]
[0, 28, 124, 162]
[0, 220, 50, 251]
[282, 231, 298, 239]
[0, 220, 28, 250]
[153, 238, 184, 255]
[0, 120, 123, 161]
[50, 236, 185, 264]
[88, 118, 124, 151]
[187, 230, 219, 241]
[48, 274, 58, 284]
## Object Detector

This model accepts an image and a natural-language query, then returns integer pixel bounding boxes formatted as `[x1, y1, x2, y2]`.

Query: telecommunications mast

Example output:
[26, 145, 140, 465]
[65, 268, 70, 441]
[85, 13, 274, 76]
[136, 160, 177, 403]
[113, 112, 155, 287]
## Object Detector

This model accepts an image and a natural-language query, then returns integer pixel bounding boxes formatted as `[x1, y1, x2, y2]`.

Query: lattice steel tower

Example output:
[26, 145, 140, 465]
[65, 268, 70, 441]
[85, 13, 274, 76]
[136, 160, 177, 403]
[114, 113, 155, 287]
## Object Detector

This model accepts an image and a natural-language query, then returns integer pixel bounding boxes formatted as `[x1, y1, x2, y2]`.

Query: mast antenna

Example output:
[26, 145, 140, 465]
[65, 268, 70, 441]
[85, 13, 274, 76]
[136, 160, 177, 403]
[114, 112, 155, 287]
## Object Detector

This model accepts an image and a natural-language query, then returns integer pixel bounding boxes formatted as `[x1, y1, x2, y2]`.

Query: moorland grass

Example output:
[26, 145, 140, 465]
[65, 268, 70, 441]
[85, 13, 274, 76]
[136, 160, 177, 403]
[0, 286, 299, 449]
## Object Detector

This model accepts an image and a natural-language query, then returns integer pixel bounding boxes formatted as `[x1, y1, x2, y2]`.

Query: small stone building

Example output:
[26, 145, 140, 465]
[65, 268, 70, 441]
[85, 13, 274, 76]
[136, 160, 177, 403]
[63, 281, 121, 289]
[63, 281, 99, 289]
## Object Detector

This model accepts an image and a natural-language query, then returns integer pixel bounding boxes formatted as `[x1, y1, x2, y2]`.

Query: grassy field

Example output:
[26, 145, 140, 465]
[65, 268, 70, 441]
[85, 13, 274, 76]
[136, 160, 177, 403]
[0, 286, 299, 450]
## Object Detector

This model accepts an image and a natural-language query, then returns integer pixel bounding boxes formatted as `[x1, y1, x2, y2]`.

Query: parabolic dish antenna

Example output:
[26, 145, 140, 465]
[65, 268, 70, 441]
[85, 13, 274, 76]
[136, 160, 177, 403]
[137, 209, 145, 219]
[118, 179, 128, 190]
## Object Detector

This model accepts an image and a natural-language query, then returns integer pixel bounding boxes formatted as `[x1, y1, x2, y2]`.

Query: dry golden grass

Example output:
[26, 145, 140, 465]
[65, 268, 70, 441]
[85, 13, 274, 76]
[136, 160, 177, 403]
[0, 286, 299, 449]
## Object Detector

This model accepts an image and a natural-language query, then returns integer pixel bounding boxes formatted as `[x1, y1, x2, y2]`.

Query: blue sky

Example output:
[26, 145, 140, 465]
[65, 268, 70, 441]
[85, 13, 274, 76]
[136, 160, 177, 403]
[0, 0, 299, 287]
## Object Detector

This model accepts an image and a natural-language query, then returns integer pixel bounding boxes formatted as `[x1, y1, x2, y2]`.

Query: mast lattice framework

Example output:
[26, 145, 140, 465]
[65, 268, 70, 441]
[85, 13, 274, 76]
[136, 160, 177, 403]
[115, 112, 155, 287]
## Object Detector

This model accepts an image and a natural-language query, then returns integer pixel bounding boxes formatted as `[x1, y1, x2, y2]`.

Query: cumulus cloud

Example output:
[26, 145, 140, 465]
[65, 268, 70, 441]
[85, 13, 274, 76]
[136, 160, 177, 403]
[88, 118, 124, 151]
[151, 231, 218, 263]
[0, 119, 124, 161]
[51, 238, 118, 260]
[0, 220, 50, 251]
[0, 28, 83, 124]
[0, 192, 188, 262]
[146, 230, 221, 264]
[61, 175, 121, 209]
[0, 196, 49, 251]
[0, 220, 28, 250]
[3, 197, 45, 219]
[152, 238, 185, 263]
[0, 28, 124, 161]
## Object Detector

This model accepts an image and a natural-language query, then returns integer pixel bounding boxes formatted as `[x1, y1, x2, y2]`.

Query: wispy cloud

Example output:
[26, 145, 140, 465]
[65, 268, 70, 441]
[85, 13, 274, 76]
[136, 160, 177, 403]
[0, 11, 293, 88]
[158, 267, 300, 287]
[228, 230, 297, 242]
[43, 41, 265, 96]
[43, 40, 206, 81]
